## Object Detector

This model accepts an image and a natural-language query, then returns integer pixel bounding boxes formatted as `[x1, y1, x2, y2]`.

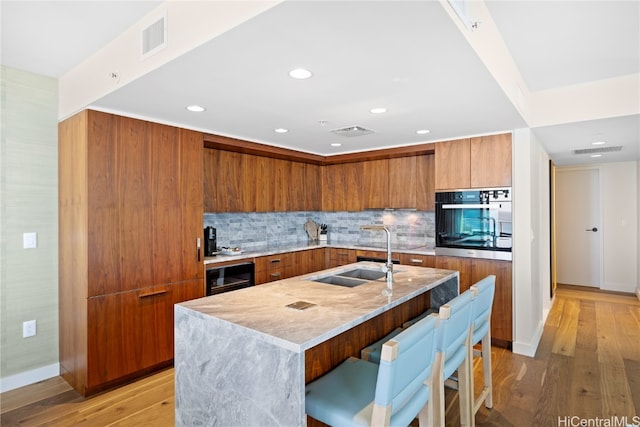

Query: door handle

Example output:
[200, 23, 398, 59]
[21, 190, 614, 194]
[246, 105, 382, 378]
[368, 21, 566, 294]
[197, 237, 201, 261]
[585, 227, 598, 232]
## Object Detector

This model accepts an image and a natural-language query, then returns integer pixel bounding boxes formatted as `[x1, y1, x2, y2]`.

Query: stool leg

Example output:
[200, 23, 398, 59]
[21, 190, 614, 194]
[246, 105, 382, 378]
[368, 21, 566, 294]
[458, 338, 473, 427]
[481, 332, 493, 409]
[431, 352, 445, 427]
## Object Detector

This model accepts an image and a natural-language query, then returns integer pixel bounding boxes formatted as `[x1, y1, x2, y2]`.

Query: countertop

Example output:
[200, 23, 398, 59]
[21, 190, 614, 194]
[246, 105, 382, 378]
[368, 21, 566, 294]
[178, 261, 457, 352]
[203, 240, 436, 265]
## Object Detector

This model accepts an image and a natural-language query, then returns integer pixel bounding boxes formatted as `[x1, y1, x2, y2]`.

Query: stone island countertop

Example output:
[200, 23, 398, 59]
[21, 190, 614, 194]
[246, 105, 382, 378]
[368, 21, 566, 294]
[175, 262, 458, 426]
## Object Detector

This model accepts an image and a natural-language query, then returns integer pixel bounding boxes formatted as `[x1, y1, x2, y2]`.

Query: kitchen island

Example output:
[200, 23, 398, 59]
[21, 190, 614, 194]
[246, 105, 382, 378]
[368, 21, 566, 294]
[175, 262, 458, 426]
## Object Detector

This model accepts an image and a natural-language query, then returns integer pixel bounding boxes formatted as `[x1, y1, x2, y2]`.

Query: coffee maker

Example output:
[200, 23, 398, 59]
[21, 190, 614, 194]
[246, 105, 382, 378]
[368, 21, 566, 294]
[203, 226, 217, 256]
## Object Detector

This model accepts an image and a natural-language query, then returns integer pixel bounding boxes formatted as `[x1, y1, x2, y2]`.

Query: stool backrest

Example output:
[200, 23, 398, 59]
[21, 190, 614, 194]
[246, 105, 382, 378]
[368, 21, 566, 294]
[470, 275, 496, 343]
[436, 290, 474, 379]
[372, 313, 439, 426]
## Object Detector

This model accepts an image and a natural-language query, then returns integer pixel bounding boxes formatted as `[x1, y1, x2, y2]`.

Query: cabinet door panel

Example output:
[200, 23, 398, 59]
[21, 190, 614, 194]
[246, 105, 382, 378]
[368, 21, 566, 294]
[256, 156, 275, 212]
[471, 259, 512, 342]
[117, 116, 153, 292]
[180, 129, 205, 280]
[416, 155, 435, 211]
[304, 163, 322, 211]
[362, 159, 388, 209]
[389, 157, 417, 208]
[87, 112, 120, 297]
[203, 149, 217, 213]
[470, 134, 512, 188]
[322, 164, 345, 211]
[86, 280, 203, 389]
[435, 256, 472, 292]
[435, 139, 470, 190]
[150, 123, 182, 285]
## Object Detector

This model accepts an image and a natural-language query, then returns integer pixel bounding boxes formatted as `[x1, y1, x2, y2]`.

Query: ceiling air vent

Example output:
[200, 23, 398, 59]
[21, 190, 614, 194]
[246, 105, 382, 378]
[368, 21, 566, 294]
[573, 146, 623, 155]
[141, 14, 167, 59]
[330, 126, 374, 138]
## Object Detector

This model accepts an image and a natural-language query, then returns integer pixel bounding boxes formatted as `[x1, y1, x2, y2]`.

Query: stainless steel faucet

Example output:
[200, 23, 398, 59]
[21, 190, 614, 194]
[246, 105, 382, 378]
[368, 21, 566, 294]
[360, 225, 394, 288]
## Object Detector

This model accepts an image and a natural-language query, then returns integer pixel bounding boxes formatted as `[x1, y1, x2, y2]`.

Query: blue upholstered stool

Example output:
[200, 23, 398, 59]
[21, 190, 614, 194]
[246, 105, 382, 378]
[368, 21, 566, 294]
[432, 290, 474, 427]
[468, 275, 496, 418]
[306, 314, 439, 426]
[360, 328, 403, 364]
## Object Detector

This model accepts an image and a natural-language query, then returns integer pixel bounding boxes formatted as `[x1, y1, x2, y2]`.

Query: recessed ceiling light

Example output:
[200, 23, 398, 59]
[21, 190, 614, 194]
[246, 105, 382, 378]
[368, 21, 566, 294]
[331, 143, 342, 147]
[370, 108, 387, 114]
[590, 154, 603, 158]
[289, 68, 313, 79]
[186, 105, 205, 112]
[274, 128, 289, 133]
[592, 141, 606, 145]
[416, 129, 431, 135]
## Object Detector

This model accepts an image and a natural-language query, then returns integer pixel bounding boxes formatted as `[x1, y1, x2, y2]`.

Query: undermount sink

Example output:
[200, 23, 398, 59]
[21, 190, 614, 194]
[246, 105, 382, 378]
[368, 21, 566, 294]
[312, 275, 368, 287]
[337, 268, 386, 281]
[309, 268, 386, 288]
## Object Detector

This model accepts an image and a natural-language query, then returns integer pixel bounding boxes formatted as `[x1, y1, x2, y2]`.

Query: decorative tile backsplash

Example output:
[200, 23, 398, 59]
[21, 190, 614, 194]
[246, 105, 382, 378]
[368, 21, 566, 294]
[204, 210, 435, 249]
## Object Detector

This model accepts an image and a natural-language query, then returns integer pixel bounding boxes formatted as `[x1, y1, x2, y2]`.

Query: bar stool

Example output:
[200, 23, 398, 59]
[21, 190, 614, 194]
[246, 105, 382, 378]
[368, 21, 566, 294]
[306, 314, 440, 426]
[468, 275, 496, 421]
[432, 290, 474, 427]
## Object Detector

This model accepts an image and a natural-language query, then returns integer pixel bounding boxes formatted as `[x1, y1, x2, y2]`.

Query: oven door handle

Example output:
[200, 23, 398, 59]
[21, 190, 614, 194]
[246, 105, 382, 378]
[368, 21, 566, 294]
[442, 204, 500, 209]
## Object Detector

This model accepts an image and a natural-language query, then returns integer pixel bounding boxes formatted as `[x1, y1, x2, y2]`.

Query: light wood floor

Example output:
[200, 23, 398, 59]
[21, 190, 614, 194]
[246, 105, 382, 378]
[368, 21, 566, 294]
[2, 285, 639, 426]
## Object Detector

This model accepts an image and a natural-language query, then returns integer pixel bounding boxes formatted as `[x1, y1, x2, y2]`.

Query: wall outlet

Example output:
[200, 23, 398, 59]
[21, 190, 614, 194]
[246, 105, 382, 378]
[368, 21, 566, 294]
[23, 320, 36, 338]
[23, 232, 37, 249]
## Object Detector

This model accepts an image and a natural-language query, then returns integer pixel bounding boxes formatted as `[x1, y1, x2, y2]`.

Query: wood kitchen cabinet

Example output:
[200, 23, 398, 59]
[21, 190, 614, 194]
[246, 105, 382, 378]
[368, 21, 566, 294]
[293, 248, 326, 276]
[255, 253, 294, 284]
[435, 134, 511, 190]
[435, 255, 512, 345]
[59, 110, 205, 396]
[204, 149, 321, 212]
[327, 248, 357, 268]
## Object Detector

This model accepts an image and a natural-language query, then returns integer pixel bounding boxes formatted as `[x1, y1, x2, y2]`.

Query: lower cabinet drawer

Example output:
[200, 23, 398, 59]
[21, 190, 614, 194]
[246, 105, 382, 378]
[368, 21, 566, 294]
[399, 253, 435, 268]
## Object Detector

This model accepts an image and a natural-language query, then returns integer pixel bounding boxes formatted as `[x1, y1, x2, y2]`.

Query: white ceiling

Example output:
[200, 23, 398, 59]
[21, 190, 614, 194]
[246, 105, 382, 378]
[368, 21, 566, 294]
[1, 0, 638, 165]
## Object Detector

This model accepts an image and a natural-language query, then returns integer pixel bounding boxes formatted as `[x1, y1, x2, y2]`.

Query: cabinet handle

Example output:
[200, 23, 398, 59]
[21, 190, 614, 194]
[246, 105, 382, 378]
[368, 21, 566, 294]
[270, 272, 281, 278]
[270, 259, 281, 264]
[139, 290, 168, 299]
[197, 237, 201, 262]
[410, 259, 424, 264]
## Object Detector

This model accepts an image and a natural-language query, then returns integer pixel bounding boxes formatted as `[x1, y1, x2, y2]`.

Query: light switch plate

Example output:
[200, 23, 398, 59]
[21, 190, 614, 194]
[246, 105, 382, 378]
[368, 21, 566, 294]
[23, 232, 37, 249]
[23, 320, 36, 338]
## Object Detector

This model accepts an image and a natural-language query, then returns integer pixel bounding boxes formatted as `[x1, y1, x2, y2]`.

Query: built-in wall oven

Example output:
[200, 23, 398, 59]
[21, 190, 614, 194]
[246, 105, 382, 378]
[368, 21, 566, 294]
[205, 262, 255, 296]
[435, 187, 512, 260]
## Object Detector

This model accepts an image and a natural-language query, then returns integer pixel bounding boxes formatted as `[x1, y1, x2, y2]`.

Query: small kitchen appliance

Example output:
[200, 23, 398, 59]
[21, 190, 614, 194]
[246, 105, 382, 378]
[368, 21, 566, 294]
[204, 226, 217, 256]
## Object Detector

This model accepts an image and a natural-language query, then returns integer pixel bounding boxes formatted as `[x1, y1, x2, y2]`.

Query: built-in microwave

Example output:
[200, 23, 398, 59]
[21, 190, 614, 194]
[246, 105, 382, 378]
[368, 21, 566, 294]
[435, 188, 512, 260]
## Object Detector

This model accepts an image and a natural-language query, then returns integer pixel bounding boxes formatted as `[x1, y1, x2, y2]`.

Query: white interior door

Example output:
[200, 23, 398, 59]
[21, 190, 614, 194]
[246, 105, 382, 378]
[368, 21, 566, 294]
[555, 168, 601, 287]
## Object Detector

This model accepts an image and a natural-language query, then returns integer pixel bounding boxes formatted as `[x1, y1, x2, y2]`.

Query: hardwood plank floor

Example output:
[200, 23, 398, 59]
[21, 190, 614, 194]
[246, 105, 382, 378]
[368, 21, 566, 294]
[2, 285, 639, 426]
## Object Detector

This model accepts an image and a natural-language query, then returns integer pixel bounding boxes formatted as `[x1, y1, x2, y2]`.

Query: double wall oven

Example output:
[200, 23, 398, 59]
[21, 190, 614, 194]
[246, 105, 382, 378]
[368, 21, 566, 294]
[435, 187, 512, 261]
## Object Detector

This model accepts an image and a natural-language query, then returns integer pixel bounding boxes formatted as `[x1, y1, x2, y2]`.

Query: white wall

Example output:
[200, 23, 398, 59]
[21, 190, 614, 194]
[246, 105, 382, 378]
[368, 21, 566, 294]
[556, 162, 638, 294]
[512, 128, 551, 357]
[0, 66, 59, 392]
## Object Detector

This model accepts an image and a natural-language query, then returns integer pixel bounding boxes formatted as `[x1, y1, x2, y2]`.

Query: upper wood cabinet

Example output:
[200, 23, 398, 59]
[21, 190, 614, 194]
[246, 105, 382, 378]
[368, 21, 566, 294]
[205, 149, 320, 212]
[470, 133, 512, 188]
[322, 155, 435, 211]
[435, 134, 511, 190]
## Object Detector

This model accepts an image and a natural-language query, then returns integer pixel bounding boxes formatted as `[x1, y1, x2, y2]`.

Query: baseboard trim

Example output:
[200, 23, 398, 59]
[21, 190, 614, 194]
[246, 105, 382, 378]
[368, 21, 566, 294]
[512, 320, 544, 358]
[0, 363, 60, 393]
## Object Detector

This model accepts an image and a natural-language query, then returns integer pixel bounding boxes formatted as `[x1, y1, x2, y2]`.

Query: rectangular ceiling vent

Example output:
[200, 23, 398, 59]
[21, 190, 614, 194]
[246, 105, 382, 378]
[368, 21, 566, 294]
[330, 126, 374, 138]
[573, 146, 623, 155]
[141, 13, 167, 59]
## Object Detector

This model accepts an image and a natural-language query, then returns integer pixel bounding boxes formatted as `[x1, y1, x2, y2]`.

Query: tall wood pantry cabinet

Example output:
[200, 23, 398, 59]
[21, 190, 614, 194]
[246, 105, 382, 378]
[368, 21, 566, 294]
[59, 110, 205, 396]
